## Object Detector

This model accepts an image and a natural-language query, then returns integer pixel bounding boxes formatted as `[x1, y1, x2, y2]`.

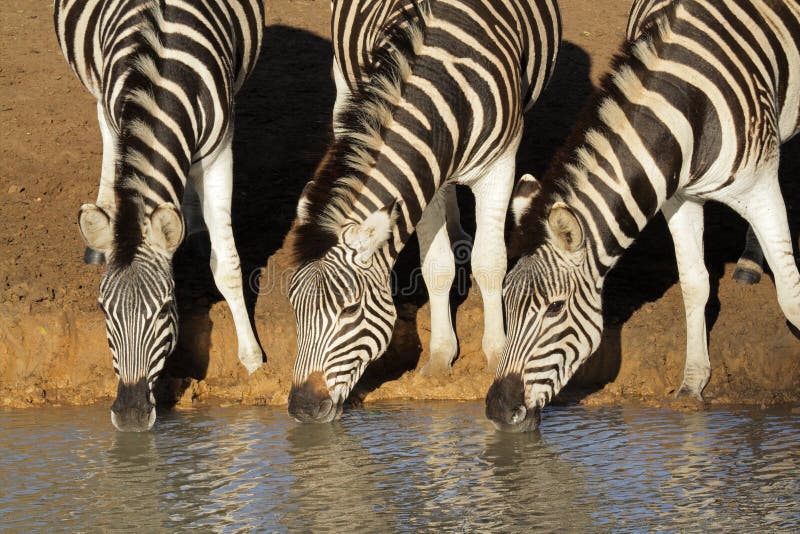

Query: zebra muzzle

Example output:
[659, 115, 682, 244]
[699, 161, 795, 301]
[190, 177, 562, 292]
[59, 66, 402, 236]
[288, 372, 341, 424]
[110, 378, 156, 432]
[485, 373, 541, 433]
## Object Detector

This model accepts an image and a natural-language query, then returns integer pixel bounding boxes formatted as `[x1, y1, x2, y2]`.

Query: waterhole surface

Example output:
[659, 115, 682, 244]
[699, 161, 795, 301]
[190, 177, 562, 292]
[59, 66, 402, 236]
[1, 402, 798, 531]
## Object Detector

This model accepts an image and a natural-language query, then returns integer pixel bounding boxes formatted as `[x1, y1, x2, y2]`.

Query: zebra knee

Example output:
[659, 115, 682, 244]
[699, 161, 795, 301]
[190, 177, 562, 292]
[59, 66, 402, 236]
[679, 268, 710, 312]
[471, 248, 506, 293]
[423, 251, 455, 296]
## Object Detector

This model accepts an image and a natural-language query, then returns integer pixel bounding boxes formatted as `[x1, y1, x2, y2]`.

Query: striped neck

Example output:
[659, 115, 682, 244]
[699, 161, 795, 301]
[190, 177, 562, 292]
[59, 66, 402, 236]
[293, 3, 433, 264]
[525, 42, 702, 279]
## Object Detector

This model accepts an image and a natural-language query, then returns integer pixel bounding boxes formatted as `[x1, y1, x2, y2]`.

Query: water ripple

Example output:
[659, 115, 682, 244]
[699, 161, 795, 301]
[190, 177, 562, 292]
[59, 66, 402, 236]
[1, 402, 798, 531]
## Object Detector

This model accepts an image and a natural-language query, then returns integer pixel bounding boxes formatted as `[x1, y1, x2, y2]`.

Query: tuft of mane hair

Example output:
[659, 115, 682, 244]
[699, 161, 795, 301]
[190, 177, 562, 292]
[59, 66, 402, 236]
[111, 1, 171, 268]
[291, 1, 431, 265]
[510, 6, 677, 258]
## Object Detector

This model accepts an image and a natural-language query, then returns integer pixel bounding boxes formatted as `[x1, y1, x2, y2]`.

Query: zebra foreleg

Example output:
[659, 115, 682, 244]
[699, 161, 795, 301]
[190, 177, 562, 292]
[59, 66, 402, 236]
[418, 187, 458, 376]
[732, 226, 764, 285]
[85, 101, 117, 265]
[470, 154, 516, 371]
[736, 174, 800, 330]
[194, 135, 265, 374]
[663, 197, 711, 400]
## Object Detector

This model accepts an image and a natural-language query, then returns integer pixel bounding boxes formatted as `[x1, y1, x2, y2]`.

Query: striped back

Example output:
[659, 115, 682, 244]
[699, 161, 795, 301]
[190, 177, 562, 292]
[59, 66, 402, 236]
[54, 0, 263, 219]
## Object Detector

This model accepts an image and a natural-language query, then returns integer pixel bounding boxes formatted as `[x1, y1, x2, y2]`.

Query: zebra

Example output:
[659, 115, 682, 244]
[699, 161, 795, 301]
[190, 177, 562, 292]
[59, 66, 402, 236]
[54, 0, 264, 431]
[287, 0, 561, 423]
[487, 0, 800, 432]
[627, 0, 770, 286]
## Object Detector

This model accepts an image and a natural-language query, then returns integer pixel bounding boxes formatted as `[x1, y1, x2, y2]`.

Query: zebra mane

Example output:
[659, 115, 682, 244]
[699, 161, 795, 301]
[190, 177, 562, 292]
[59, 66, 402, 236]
[510, 10, 676, 258]
[291, 1, 430, 264]
[112, 1, 172, 268]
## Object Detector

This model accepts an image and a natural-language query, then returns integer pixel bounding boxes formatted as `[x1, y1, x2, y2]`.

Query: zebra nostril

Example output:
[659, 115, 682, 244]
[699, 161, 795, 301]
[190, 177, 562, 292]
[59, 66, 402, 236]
[315, 398, 334, 419]
[510, 405, 527, 425]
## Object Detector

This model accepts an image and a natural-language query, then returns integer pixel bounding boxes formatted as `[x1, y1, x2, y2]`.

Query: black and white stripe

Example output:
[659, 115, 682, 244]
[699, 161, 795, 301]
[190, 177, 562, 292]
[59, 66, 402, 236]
[55, 0, 264, 431]
[288, 0, 561, 422]
[489, 0, 800, 431]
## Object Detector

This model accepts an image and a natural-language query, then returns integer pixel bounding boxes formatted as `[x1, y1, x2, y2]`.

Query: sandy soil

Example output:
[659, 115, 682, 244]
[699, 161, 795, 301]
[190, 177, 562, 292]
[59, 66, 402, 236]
[1, 0, 798, 410]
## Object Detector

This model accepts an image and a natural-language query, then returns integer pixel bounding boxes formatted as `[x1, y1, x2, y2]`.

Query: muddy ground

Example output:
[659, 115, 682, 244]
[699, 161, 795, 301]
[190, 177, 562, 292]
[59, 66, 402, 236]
[1, 0, 798, 410]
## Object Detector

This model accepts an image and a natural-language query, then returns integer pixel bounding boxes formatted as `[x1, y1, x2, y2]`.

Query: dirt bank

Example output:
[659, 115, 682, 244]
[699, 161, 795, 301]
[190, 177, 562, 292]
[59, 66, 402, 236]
[1, 0, 798, 410]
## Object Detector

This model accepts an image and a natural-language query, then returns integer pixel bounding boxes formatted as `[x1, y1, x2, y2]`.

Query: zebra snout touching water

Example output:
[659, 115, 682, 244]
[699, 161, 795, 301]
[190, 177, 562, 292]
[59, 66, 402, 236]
[487, 0, 800, 432]
[288, 0, 561, 423]
[55, 0, 265, 431]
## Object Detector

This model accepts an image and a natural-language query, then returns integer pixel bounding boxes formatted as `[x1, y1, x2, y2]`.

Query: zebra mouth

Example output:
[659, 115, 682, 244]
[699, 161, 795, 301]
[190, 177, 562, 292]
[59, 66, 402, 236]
[288, 375, 344, 424]
[485, 373, 542, 433]
[489, 405, 541, 433]
[110, 405, 156, 432]
[110, 378, 157, 431]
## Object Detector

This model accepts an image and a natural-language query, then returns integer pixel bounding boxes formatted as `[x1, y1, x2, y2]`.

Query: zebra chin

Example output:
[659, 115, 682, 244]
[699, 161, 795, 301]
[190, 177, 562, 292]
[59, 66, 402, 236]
[287, 372, 344, 424]
[485, 373, 542, 433]
[110, 378, 156, 432]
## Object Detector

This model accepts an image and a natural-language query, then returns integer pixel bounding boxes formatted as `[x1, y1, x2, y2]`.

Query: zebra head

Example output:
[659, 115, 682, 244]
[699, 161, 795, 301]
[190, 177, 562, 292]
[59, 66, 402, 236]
[486, 175, 603, 432]
[288, 205, 398, 423]
[79, 202, 184, 432]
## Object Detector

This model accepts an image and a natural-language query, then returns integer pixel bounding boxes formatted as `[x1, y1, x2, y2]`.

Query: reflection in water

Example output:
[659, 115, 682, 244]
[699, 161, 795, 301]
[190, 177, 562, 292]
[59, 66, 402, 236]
[0, 403, 798, 531]
[279, 422, 398, 531]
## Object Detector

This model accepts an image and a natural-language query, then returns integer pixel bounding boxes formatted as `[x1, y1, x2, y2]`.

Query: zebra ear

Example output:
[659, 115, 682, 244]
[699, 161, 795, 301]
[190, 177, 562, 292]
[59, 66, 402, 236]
[511, 174, 542, 226]
[149, 203, 184, 255]
[345, 200, 400, 262]
[78, 204, 113, 254]
[547, 203, 584, 253]
[296, 181, 314, 225]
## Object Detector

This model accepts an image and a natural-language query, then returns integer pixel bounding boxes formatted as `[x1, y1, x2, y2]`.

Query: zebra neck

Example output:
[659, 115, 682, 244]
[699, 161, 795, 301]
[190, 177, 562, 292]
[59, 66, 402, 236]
[562, 93, 689, 277]
[111, 107, 193, 266]
[350, 127, 443, 260]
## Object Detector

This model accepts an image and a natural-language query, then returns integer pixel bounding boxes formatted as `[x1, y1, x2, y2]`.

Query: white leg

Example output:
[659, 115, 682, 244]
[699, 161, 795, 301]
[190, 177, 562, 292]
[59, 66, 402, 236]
[417, 187, 458, 375]
[663, 197, 711, 399]
[332, 58, 351, 138]
[470, 154, 516, 370]
[735, 175, 800, 328]
[732, 225, 764, 285]
[96, 101, 116, 214]
[194, 134, 264, 373]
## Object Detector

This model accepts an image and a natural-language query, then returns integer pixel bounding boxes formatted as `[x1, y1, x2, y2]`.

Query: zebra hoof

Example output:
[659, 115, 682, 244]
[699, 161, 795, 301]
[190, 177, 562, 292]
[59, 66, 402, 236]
[239, 348, 265, 374]
[675, 384, 704, 401]
[420, 359, 452, 377]
[83, 247, 106, 265]
[732, 264, 762, 285]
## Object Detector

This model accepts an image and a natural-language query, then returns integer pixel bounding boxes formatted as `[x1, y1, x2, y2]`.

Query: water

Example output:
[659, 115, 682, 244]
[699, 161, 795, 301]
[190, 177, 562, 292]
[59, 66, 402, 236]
[1, 402, 798, 532]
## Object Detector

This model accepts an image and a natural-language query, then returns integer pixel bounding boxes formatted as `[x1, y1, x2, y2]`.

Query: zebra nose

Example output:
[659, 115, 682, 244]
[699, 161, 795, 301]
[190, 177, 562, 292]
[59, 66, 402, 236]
[485, 373, 540, 432]
[110, 378, 156, 432]
[510, 405, 527, 424]
[288, 373, 339, 423]
[110, 405, 156, 432]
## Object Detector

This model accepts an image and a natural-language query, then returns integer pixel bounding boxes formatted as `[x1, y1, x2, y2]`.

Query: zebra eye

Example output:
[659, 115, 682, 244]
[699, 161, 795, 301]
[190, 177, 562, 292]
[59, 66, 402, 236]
[341, 303, 360, 318]
[544, 300, 565, 317]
